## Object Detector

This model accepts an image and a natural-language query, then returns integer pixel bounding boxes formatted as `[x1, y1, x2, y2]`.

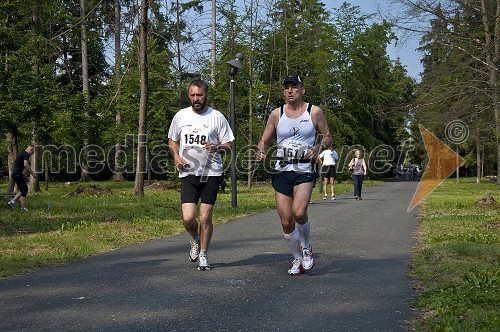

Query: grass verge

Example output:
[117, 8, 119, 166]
[411, 178, 499, 331]
[1, 179, 374, 279]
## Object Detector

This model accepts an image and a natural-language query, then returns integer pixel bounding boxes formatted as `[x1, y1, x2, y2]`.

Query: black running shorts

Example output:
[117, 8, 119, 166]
[272, 171, 316, 197]
[181, 175, 220, 205]
[12, 174, 28, 197]
[320, 165, 336, 179]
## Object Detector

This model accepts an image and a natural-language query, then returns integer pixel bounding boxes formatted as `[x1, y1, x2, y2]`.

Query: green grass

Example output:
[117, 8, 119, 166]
[0, 179, 375, 279]
[411, 178, 499, 331]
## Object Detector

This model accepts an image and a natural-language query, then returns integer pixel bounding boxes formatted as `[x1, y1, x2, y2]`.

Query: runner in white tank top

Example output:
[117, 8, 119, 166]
[256, 74, 332, 276]
[275, 103, 316, 173]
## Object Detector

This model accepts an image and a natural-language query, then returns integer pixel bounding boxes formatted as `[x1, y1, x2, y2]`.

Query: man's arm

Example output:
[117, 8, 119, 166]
[317, 151, 324, 166]
[168, 139, 188, 170]
[305, 106, 332, 159]
[205, 141, 232, 154]
[24, 160, 37, 177]
[256, 109, 278, 161]
[312, 107, 332, 148]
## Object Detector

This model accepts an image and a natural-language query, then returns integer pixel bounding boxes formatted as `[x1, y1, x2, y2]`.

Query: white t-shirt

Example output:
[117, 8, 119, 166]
[168, 107, 234, 178]
[319, 149, 338, 166]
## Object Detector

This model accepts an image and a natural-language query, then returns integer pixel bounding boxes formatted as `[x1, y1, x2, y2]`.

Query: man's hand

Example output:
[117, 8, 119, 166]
[204, 142, 218, 153]
[174, 156, 189, 171]
[255, 149, 266, 162]
[304, 145, 321, 160]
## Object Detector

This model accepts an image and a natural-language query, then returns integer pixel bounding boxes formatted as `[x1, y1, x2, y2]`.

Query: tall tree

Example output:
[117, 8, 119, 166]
[29, 0, 41, 192]
[79, 0, 91, 182]
[111, 0, 126, 181]
[134, 0, 149, 196]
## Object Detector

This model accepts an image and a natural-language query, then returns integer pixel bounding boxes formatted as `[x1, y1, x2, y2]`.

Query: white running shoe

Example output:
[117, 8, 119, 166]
[302, 245, 314, 270]
[197, 255, 210, 271]
[288, 259, 305, 276]
[20, 207, 28, 212]
[323, 194, 327, 200]
[189, 240, 200, 262]
[7, 201, 15, 209]
[331, 195, 336, 200]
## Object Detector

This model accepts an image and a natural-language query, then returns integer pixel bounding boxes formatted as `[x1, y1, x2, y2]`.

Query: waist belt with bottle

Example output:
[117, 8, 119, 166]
[276, 157, 313, 166]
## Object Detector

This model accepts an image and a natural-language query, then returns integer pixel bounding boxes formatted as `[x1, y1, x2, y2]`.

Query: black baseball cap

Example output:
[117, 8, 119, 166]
[282, 74, 303, 86]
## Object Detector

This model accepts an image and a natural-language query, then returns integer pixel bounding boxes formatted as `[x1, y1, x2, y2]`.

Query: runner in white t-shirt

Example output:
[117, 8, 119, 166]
[318, 145, 339, 200]
[168, 78, 234, 271]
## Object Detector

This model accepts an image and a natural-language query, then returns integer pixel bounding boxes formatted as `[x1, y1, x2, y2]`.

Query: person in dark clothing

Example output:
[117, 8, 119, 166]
[7, 145, 37, 211]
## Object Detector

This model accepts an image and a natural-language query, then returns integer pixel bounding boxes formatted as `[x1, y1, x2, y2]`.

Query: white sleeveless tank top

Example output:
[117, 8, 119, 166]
[275, 103, 316, 173]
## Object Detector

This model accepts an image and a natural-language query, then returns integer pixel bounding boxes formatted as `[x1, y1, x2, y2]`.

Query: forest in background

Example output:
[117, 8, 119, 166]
[1, 0, 498, 194]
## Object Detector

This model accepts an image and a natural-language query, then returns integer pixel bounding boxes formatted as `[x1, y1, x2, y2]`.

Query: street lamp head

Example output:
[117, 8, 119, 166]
[227, 53, 244, 76]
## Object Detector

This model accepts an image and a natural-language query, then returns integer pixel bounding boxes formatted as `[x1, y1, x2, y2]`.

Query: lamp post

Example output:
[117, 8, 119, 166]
[226, 53, 243, 208]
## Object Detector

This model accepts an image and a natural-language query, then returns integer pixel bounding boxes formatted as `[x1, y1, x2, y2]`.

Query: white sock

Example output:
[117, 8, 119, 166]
[295, 220, 311, 249]
[283, 229, 302, 260]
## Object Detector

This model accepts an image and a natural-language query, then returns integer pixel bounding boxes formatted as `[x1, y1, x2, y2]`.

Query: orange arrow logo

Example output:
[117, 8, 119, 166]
[408, 125, 464, 212]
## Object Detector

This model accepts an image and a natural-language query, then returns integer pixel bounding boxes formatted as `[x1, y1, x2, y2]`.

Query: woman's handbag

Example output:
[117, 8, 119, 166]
[349, 159, 355, 172]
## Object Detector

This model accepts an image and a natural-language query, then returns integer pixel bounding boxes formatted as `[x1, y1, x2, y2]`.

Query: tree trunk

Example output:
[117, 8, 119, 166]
[111, 0, 125, 182]
[476, 127, 481, 184]
[480, 0, 500, 185]
[6, 127, 18, 193]
[30, 0, 41, 193]
[175, 0, 183, 109]
[79, 0, 91, 182]
[29, 129, 41, 192]
[247, 0, 255, 188]
[134, 0, 149, 196]
[210, 0, 216, 108]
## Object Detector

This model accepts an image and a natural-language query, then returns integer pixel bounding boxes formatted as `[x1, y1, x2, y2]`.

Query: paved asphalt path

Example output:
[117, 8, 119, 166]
[1, 181, 418, 331]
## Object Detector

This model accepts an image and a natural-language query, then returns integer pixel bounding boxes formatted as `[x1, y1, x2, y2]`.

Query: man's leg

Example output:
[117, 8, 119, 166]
[293, 181, 313, 242]
[12, 192, 22, 203]
[293, 182, 314, 270]
[182, 203, 199, 239]
[322, 177, 328, 198]
[199, 203, 214, 252]
[19, 196, 27, 209]
[276, 192, 301, 258]
[276, 191, 305, 275]
[182, 203, 201, 262]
